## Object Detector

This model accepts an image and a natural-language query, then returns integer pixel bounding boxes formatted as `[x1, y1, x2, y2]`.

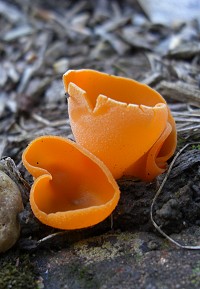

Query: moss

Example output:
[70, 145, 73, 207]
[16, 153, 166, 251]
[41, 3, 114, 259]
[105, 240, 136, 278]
[177, 136, 187, 148]
[192, 144, 200, 150]
[0, 254, 39, 289]
[73, 231, 144, 265]
[190, 262, 200, 286]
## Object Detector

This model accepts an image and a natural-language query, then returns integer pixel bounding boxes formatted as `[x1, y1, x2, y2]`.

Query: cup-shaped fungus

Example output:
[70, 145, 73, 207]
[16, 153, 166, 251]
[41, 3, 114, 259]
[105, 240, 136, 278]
[63, 69, 177, 181]
[22, 136, 120, 230]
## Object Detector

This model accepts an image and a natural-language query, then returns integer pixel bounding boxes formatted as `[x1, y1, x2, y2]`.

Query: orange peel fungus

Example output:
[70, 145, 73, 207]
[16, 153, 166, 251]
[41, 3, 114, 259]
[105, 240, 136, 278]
[22, 136, 120, 230]
[63, 69, 177, 181]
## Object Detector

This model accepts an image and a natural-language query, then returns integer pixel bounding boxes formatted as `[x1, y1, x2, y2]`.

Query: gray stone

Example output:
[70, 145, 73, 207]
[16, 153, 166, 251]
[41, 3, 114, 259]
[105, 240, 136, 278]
[0, 170, 23, 253]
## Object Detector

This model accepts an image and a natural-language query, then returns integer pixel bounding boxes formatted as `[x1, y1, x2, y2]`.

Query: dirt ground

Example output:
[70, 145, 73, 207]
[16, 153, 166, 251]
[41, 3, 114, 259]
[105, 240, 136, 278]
[0, 0, 200, 288]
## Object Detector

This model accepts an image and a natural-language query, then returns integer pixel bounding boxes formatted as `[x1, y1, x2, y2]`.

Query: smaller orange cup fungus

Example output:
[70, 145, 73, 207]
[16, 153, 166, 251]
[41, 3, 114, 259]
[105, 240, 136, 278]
[22, 136, 120, 230]
[63, 69, 177, 181]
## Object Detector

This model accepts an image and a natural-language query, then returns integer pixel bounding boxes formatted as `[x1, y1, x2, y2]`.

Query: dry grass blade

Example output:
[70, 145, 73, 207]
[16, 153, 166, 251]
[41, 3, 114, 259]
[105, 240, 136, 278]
[32, 113, 67, 127]
[171, 107, 200, 137]
[37, 231, 67, 246]
[151, 142, 200, 250]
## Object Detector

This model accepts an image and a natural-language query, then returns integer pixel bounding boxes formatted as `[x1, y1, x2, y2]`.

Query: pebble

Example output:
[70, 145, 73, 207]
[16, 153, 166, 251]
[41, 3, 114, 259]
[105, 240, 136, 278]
[0, 170, 23, 253]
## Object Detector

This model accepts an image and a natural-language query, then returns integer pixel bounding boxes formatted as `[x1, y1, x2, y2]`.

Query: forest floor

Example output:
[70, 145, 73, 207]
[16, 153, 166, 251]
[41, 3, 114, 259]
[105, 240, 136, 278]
[0, 1, 200, 288]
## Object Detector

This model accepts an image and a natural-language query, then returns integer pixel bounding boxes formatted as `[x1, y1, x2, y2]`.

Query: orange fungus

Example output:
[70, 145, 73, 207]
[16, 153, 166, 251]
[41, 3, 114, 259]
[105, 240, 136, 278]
[63, 69, 177, 181]
[22, 136, 120, 229]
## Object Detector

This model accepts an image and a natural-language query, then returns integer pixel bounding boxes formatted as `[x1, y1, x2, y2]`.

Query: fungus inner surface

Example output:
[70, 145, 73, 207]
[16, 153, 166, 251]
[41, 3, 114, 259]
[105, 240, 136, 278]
[24, 137, 115, 214]
[64, 69, 165, 109]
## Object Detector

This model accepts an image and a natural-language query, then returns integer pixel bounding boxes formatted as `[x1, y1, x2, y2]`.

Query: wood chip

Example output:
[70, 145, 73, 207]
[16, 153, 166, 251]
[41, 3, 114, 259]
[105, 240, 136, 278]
[3, 26, 33, 42]
[137, 0, 200, 24]
[156, 81, 200, 107]
[0, 0, 23, 23]
[0, 64, 7, 87]
[167, 42, 200, 59]
[142, 72, 163, 86]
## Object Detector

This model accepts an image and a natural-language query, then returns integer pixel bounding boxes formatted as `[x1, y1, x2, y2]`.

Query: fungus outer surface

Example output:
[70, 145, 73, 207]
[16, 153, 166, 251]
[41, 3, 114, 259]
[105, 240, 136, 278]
[63, 69, 177, 181]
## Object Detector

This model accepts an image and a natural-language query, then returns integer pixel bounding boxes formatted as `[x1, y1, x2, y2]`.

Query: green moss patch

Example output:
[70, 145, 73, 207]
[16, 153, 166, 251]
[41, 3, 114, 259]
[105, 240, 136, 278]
[0, 254, 39, 289]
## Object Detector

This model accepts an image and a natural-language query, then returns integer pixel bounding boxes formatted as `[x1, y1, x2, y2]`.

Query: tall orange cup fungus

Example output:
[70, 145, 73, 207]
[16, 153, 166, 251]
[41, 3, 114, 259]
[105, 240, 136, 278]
[22, 136, 120, 230]
[63, 69, 177, 181]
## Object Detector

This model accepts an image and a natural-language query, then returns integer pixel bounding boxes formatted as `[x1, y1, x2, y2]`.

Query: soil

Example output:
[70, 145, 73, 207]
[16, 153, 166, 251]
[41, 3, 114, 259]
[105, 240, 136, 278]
[0, 0, 200, 288]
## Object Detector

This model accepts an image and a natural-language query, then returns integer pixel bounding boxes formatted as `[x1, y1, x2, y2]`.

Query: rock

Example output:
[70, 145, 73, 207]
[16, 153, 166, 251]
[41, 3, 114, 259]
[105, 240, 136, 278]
[0, 170, 23, 253]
